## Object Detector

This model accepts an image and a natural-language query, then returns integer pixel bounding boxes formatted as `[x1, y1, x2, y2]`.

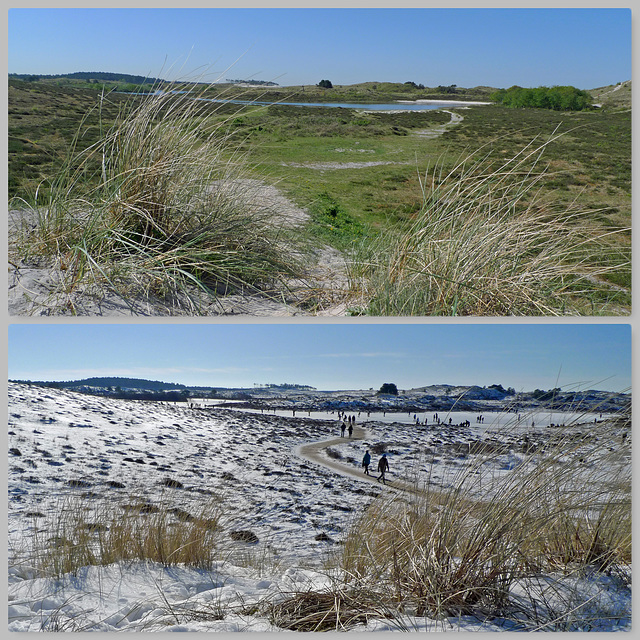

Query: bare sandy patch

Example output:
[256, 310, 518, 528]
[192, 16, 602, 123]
[281, 160, 408, 170]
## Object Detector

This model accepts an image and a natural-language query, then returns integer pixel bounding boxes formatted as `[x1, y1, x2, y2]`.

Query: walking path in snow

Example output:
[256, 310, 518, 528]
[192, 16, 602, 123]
[295, 422, 523, 513]
[297, 426, 431, 497]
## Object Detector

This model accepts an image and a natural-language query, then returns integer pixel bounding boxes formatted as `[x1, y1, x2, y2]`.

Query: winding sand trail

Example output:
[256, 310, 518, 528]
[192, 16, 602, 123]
[296, 423, 490, 516]
[414, 109, 464, 138]
[297, 425, 427, 496]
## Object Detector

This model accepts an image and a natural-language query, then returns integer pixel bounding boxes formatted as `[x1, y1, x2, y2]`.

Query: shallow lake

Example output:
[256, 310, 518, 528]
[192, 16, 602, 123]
[193, 401, 609, 433]
[198, 98, 469, 111]
[136, 91, 472, 112]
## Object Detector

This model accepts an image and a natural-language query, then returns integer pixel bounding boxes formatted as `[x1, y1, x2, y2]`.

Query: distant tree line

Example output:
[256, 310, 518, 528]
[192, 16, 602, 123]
[404, 82, 458, 93]
[11, 74, 41, 82]
[21, 376, 187, 392]
[490, 85, 592, 111]
[9, 72, 162, 84]
[73, 387, 192, 401]
[226, 78, 279, 86]
[108, 389, 191, 401]
[9, 379, 192, 401]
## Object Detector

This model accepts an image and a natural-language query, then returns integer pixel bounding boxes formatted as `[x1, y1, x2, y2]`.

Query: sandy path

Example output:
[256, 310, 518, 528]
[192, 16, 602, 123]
[414, 110, 463, 138]
[296, 427, 494, 518]
[281, 160, 408, 170]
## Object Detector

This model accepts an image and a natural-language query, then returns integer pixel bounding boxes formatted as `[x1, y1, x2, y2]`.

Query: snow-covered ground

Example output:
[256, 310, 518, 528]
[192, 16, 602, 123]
[7, 382, 631, 632]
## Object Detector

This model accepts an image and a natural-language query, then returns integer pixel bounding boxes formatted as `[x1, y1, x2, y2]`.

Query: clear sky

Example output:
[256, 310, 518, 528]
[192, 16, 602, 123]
[7, 7, 631, 89]
[8, 323, 631, 393]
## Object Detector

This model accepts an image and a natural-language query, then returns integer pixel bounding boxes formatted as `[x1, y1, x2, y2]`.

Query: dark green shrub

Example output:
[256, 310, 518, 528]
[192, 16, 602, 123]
[378, 383, 398, 395]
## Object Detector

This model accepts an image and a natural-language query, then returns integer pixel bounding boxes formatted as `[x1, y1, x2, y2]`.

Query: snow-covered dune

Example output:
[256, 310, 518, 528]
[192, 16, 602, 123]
[8, 382, 631, 632]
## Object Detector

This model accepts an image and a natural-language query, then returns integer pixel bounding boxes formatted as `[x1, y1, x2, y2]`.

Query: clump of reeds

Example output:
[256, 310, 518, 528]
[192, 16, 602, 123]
[13, 81, 305, 314]
[21, 493, 227, 578]
[338, 408, 631, 625]
[264, 588, 393, 631]
[350, 134, 630, 316]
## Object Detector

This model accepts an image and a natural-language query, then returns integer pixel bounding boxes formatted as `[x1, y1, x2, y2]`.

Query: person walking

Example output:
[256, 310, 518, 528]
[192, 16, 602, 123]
[348, 423, 353, 438]
[362, 450, 371, 475]
[341, 422, 346, 437]
[377, 453, 389, 484]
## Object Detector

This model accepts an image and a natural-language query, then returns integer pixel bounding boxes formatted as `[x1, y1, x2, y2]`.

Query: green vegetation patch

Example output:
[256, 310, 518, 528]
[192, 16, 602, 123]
[307, 192, 367, 249]
[491, 85, 593, 110]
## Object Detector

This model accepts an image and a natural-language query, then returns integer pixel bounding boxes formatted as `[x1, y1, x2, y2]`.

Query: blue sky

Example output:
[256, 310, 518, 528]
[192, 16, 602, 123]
[8, 8, 631, 89]
[8, 323, 631, 393]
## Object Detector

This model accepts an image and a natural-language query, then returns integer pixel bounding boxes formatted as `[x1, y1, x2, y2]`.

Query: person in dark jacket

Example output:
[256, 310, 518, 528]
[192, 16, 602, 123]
[362, 450, 371, 475]
[377, 453, 389, 484]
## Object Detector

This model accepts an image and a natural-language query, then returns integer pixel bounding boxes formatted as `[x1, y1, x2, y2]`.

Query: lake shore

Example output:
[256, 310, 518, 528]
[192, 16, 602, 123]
[397, 98, 492, 105]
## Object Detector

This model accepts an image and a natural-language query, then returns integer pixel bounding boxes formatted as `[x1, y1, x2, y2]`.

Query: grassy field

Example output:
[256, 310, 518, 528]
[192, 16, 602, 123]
[230, 87, 631, 310]
[8, 78, 631, 314]
[230, 93, 631, 238]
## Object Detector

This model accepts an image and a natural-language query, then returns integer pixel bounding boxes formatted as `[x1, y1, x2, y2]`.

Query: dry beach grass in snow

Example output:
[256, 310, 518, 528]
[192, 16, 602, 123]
[11, 83, 306, 314]
[9, 384, 630, 630]
[20, 493, 226, 579]
[337, 409, 631, 628]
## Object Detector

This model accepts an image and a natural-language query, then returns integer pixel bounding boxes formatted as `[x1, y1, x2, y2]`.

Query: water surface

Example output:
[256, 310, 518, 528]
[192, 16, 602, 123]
[199, 402, 609, 433]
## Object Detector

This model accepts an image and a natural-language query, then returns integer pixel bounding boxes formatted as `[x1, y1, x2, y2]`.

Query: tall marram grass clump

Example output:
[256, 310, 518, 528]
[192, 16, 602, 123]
[338, 409, 631, 628]
[16, 494, 227, 579]
[350, 134, 630, 316]
[13, 82, 304, 313]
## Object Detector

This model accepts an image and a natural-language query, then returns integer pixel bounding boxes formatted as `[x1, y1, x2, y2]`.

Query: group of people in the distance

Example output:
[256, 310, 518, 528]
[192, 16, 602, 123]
[361, 449, 389, 484]
[339, 413, 357, 438]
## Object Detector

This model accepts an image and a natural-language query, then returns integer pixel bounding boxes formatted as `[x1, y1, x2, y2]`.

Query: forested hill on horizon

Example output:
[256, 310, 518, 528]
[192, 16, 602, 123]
[9, 376, 629, 398]
[9, 71, 164, 85]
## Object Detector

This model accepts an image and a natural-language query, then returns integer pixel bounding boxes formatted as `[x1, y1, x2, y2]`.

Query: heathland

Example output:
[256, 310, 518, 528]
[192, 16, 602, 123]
[8, 77, 631, 316]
